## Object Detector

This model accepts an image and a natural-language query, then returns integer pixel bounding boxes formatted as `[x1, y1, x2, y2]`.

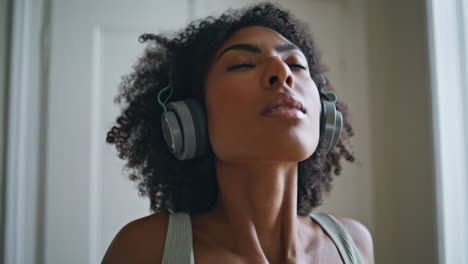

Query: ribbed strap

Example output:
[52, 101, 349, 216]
[309, 212, 365, 264]
[161, 212, 195, 264]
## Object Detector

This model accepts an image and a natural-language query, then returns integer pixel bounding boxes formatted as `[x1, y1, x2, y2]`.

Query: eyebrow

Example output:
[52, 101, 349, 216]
[216, 43, 304, 62]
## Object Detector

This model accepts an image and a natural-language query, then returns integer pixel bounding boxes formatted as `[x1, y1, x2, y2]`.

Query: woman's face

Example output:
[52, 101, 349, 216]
[204, 26, 321, 163]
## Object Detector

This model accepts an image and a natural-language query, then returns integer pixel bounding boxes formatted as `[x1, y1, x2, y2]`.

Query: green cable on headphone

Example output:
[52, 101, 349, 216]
[157, 84, 174, 112]
[322, 91, 338, 104]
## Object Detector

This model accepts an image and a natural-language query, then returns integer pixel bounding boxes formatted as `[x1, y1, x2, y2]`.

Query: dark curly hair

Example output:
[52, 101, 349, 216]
[106, 2, 355, 216]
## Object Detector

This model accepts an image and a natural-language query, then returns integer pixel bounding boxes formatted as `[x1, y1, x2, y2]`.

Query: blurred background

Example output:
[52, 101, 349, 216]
[1, 0, 467, 263]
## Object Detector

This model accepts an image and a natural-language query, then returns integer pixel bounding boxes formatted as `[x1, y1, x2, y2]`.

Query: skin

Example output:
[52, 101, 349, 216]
[102, 26, 375, 264]
[195, 25, 321, 263]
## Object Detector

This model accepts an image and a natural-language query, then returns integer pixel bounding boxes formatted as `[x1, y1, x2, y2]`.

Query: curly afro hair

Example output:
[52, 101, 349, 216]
[106, 2, 355, 216]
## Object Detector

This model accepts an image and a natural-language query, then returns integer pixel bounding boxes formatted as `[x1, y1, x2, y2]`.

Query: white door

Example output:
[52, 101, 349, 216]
[45, 1, 190, 263]
[43, 0, 369, 263]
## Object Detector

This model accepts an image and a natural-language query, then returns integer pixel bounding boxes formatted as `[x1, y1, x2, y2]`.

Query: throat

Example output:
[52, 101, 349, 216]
[205, 158, 305, 262]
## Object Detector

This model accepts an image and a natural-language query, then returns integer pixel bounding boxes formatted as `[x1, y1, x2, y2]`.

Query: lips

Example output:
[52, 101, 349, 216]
[261, 93, 306, 115]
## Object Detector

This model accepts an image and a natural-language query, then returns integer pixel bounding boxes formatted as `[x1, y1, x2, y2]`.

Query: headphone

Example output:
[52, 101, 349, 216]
[158, 78, 343, 160]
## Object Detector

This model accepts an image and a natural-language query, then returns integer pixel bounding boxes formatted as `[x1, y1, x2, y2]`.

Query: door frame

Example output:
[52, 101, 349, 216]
[4, 0, 49, 263]
[427, 0, 468, 263]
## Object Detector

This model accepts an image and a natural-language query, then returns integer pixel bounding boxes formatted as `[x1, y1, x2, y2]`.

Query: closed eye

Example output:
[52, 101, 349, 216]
[227, 64, 255, 71]
[289, 64, 307, 70]
[227, 63, 306, 71]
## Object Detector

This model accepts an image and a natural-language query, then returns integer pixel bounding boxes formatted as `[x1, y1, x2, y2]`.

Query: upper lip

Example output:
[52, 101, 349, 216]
[261, 93, 307, 115]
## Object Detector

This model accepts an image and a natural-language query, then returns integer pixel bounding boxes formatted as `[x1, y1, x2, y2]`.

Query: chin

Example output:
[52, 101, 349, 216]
[260, 148, 314, 162]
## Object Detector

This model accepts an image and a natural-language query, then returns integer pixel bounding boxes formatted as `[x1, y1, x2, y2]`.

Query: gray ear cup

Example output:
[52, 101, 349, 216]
[320, 99, 343, 153]
[184, 99, 209, 157]
[161, 99, 208, 160]
[161, 110, 183, 155]
[330, 111, 343, 151]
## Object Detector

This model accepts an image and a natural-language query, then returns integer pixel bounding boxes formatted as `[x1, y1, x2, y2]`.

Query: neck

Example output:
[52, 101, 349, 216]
[210, 158, 302, 263]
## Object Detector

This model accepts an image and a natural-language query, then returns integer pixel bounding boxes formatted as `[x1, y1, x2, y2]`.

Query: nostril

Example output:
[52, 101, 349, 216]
[269, 76, 278, 85]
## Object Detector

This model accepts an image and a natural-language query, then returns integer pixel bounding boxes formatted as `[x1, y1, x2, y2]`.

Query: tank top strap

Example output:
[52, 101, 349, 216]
[161, 212, 195, 264]
[309, 212, 365, 264]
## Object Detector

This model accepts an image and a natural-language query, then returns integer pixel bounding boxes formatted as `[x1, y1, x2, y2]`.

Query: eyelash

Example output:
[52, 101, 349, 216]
[227, 64, 307, 71]
[290, 64, 307, 70]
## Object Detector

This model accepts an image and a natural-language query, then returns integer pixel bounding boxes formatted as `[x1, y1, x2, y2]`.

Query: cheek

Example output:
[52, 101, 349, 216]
[204, 75, 259, 156]
[308, 91, 322, 125]
[205, 71, 260, 123]
[308, 91, 322, 137]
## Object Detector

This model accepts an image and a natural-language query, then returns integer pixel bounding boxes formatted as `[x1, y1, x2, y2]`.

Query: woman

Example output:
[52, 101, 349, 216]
[102, 2, 374, 264]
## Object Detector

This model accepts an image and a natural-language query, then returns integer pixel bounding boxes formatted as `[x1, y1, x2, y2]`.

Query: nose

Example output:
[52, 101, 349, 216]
[262, 57, 294, 90]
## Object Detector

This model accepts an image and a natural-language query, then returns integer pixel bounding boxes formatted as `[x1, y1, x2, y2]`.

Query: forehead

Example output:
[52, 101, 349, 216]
[215, 26, 294, 56]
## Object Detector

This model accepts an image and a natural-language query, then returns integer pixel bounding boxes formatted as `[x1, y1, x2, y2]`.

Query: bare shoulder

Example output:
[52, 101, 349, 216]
[329, 213, 375, 264]
[101, 212, 169, 264]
